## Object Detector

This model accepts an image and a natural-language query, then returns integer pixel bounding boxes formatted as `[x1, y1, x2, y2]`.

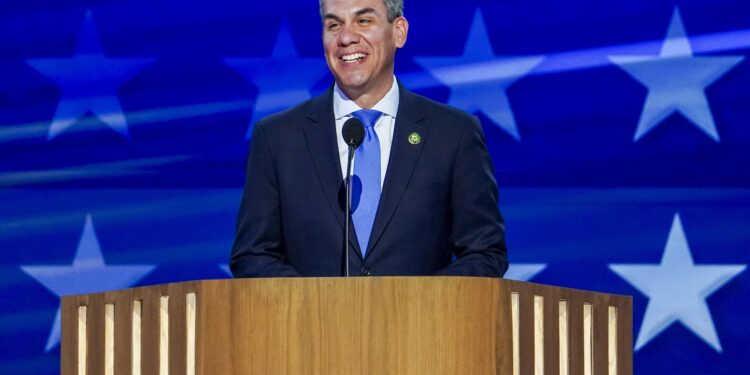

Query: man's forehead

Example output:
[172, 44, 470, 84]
[323, 0, 385, 16]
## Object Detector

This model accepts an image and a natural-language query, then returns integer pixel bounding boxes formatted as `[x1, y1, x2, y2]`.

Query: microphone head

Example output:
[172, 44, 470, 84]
[342, 117, 365, 147]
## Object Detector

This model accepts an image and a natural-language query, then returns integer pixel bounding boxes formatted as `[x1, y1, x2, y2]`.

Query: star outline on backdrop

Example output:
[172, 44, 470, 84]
[21, 214, 156, 352]
[225, 21, 329, 139]
[609, 213, 746, 352]
[414, 8, 544, 141]
[26, 10, 155, 140]
[609, 7, 744, 142]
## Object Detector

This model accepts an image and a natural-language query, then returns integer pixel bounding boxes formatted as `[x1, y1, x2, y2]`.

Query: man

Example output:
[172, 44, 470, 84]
[230, 0, 508, 277]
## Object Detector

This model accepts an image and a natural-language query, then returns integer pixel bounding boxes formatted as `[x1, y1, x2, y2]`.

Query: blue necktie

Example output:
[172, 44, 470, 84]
[351, 109, 382, 257]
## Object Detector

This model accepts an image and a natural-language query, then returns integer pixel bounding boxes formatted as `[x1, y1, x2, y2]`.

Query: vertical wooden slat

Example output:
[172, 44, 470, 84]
[104, 304, 115, 375]
[567, 294, 584, 375]
[132, 300, 142, 375]
[559, 300, 569, 375]
[78, 306, 87, 375]
[168, 286, 187, 375]
[519, 290, 535, 375]
[608, 306, 618, 375]
[86, 294, 105, 375]
[593, 296, 609, 374]
[543, 290, 560, 375]
[189, 283, 205, 375]
[159, 296, 170, 375]
[533, 295, 544, 375]
[186, 292, 197, 375]
[61, 297, 79, 375]
[138, 288, 160, 375]
[110, 291, 133, 375]
[583, 303, 593, 375]
[617, 298, 633, 375]
[496, 282, 514, 375]
[511, 292, 520, 375]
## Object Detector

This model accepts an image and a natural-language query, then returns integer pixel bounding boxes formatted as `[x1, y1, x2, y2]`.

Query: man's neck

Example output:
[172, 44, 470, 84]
[338, 75, 395, 109]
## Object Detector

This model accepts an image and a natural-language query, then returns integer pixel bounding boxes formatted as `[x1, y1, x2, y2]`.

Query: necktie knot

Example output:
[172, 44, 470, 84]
[351, 109, 382, 128]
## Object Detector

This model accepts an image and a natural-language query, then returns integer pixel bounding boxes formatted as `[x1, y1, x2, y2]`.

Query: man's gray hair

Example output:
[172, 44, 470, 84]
[319, 0, 404, 23]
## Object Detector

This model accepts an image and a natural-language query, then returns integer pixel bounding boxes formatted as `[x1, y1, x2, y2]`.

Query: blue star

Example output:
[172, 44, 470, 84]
[504, 263, 546, 281]
[225, 22, 329, 139]
[609, 7, 744, 142]
[414, 9, 543, 141]
[610, 213, 745, 352]
[26, 10, 154, 140]
[21, 214, 156, 351]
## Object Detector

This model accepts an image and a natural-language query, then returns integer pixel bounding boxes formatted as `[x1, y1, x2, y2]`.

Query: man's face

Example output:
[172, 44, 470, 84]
[322, 0, 408, 98]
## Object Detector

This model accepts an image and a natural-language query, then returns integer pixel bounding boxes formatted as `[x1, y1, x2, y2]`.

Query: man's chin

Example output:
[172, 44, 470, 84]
[334, 77, 370, 94]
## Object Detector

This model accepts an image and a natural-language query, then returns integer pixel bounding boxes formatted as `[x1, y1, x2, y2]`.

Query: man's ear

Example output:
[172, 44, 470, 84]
[393, 16, 409, 48]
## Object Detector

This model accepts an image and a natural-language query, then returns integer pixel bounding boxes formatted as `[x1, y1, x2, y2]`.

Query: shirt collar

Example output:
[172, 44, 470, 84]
[333, 77, 400, 120]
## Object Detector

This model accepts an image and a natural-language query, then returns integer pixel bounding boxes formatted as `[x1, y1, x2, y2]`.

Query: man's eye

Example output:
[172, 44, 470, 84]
[358, 18, 371, 25]
[327, 23, 341, 30]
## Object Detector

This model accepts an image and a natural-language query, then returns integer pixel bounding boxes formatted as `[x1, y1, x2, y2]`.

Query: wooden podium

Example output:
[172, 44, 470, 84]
[61, 277, 632, 374]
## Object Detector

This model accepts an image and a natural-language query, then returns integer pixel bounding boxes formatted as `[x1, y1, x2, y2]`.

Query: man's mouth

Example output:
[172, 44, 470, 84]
[340, 53, 367, 63]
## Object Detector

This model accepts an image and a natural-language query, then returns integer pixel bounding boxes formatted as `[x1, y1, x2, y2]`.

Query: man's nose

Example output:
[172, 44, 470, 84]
[338, 24, 360, 46]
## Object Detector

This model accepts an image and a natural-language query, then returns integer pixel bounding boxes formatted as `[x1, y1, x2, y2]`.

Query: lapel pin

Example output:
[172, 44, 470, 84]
[408, 132, 421, 145]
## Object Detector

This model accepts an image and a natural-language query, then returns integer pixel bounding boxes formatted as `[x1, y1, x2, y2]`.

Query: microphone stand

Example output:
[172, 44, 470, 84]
[344, 144, 355, 277]
[341, 117, 363, 277]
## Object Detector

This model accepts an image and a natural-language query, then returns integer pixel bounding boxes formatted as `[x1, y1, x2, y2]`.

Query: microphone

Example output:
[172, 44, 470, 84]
[341, 118, 364, 277]
[342, 117, 365, 147]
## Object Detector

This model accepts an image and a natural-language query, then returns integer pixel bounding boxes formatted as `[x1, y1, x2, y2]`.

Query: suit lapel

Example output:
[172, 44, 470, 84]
[365, 86, 428, 257]
[302, 88, 364, 259]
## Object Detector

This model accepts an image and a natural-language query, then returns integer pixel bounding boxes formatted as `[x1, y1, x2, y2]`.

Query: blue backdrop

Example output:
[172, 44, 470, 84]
[1, 0, 748, 373]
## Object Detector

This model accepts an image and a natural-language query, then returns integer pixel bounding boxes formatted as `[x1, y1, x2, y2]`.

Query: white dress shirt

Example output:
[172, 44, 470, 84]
[333, 78, 399, 188]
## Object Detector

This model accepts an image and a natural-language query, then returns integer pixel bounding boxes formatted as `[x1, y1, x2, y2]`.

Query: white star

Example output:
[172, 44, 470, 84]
[414, 9, 543, 141]
[609, 213, 745, 352]
[609, 7, 744, 142]
[504, 263, 546, 281]
[225, 21, 328, 139]
[26, 10, 154, 140]
[21, 214, 156, 351]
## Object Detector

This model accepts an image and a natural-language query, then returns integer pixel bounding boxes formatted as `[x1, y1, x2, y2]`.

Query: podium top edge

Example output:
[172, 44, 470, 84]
[59, 276, 631, 301]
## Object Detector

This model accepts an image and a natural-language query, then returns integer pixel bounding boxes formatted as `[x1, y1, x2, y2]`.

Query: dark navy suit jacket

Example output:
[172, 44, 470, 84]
[230, 84, 508, 277]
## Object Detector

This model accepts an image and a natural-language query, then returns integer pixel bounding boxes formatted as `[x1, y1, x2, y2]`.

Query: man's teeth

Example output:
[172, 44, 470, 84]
[341, 53, 366, 62]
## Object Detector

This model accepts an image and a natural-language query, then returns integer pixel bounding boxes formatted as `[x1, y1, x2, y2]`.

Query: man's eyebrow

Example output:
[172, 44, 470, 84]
[354, 7, 377, 16]
[323, 14, 343, 22]
[324, 7, 377, 22]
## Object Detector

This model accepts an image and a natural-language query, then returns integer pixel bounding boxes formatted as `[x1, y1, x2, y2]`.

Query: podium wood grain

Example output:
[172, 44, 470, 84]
[61, 277, 631, 375]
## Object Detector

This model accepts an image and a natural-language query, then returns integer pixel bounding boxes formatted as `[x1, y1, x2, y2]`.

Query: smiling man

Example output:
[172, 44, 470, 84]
[322, 0, 407, 108]
[230, 0, 509, 277]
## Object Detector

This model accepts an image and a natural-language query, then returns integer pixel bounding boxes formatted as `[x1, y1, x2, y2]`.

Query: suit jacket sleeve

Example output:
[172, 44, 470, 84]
[230, 120, 303, 277]
[433, 116, 509, 277]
